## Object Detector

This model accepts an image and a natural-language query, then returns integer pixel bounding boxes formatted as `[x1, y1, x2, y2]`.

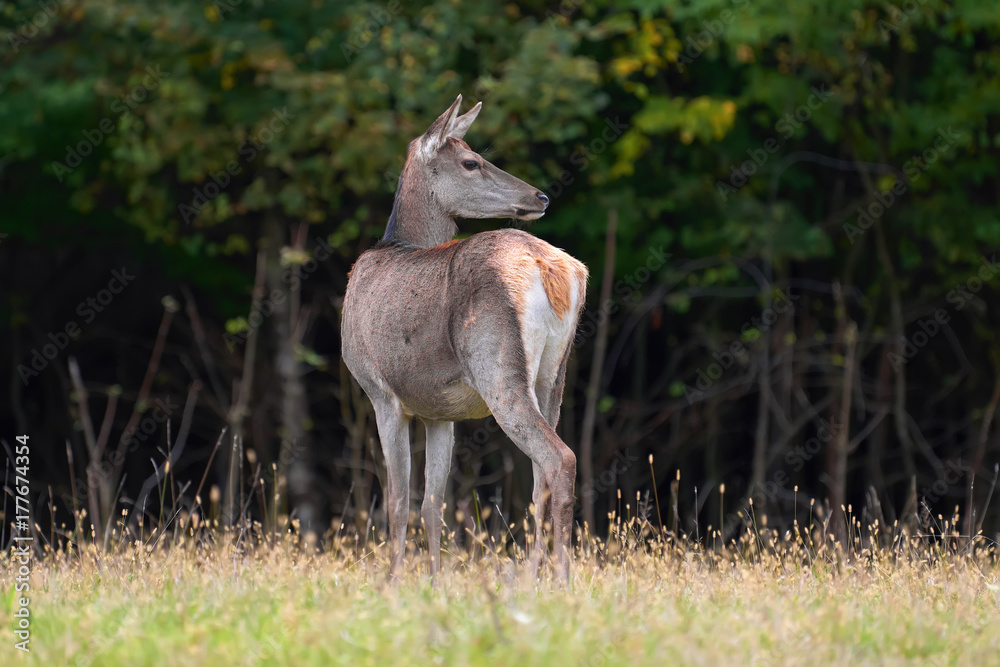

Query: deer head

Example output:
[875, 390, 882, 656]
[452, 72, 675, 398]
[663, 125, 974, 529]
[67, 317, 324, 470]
[383, 94, 550, 247]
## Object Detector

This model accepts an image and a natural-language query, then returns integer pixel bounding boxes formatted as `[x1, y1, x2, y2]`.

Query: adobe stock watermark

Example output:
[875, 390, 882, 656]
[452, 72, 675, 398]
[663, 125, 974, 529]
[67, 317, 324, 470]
[920, 459, 971, 505]
[716, 85, 835, 201]
[117, 397, 180, 462]
[573, 247, 670, 348]
[878, 0, 931, 41]
[891, 254, 999, 371]
[723, 417, 842, 529]
[223, 236, 335, 352]
[676, 0, 751, 65]
[452, 416, 502, 471]
[889, 309, 951, 373]
[843, 126, 960, 244]
[946, 254, 1000, 311]
[783, 418, 842, 472]
[17, 267, 136, 385]
[581, 632, 629, 667]
[50, 67, 170, 182]
[681, 288, 798, 404]
[211, 0, 245, 20]
[544, 0, 584, 27]
[178, 107, 295, 224]
[577, 449, 641, 511]
[544, 115, 630, 201]
[340, 0, 404, 63]
[5, 0, 72, 55]
[240, 629, 286, 667]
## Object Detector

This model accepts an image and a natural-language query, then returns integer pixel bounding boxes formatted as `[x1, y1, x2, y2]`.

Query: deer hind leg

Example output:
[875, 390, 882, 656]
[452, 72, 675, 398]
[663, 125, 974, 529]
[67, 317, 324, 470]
[536, 344, 572, 428]
[420, 419, 454, 576]
[528, 459, 552, 577]
[371, 397, 411, 580]
[462, 263, 580, 581]
[501, 400, 574, 583]
[530, 347, 572, 574]
[468, 359, 575, 582]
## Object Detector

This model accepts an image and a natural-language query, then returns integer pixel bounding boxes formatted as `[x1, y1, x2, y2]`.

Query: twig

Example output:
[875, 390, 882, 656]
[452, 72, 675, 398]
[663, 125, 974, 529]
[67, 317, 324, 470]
[227, 250, 267, 524]
[92, 388, 119, 464]
[184, 427, 228, 535]
[125, 381, 201, 540]
[965, 374, 1000, 540]
[180, 284, 230, 414]
[231, 250, 266, 425]
[112, 299, 178, 472]
[68, 357, 102, 544]
[68, 358, 98, 455]
[977, 463, 998, 537]
[579, 209, 617, 531]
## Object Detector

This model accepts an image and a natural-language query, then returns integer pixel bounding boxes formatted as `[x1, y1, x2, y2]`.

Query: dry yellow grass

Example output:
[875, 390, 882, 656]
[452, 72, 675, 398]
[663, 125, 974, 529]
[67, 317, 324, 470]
[4, 512, 999, 667]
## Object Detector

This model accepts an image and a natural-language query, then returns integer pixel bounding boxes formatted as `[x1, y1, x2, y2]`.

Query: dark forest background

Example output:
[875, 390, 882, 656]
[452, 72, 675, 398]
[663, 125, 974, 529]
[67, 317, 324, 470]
[2, 0, 999, 549]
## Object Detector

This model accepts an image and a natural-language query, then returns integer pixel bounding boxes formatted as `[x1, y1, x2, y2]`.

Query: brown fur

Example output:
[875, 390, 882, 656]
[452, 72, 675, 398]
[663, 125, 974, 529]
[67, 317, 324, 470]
[423, 238, 461, 251]
[494, 239, 588, 321]
[537, 255, 582, 320]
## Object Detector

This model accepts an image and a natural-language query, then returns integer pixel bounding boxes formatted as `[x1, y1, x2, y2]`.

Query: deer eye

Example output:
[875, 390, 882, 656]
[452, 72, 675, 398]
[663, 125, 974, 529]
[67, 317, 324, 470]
[462, 159, 480, 171]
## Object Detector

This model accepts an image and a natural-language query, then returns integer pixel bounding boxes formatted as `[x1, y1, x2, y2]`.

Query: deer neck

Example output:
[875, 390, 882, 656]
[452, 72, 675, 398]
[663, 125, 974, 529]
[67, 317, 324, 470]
[382, 168, 457, 248]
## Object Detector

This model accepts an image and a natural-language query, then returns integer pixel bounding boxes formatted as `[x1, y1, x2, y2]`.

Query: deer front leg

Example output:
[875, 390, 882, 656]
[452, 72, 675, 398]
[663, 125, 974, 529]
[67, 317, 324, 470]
[420, 419, 454, 576]
[372, 400, 412, 580]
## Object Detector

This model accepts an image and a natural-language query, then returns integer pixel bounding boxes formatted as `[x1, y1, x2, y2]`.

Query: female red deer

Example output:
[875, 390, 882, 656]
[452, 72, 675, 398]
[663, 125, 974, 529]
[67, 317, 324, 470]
[341, 95, 587, 582]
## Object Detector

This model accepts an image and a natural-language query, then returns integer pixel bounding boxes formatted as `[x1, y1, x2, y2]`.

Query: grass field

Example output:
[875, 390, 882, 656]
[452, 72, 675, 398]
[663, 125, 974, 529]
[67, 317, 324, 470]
[4, 511, 999, 667]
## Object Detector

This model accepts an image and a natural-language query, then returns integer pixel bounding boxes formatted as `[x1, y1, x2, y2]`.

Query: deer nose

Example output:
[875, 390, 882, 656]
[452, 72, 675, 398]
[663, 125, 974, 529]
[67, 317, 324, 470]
[535, 191, 549, 207]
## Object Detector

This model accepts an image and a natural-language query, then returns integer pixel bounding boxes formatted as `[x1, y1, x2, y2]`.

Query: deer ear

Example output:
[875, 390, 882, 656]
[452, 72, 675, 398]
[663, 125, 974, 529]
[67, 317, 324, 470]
[418, 95, 464, 159]
[448, 101, 481, 140]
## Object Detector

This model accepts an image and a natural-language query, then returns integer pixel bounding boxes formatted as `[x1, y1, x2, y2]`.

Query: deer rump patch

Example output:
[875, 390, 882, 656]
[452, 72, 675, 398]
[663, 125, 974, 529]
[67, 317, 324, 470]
[535, 256, 575, 320]
[498, 241, 588, 322]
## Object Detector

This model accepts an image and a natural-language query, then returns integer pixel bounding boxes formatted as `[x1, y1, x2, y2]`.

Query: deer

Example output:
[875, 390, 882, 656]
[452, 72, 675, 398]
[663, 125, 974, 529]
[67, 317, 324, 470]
[341, 95, 588, 583]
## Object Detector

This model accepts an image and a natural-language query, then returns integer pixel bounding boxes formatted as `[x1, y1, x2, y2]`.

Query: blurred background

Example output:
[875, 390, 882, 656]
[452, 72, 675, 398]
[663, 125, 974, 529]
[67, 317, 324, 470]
[2, 0, 999, 547]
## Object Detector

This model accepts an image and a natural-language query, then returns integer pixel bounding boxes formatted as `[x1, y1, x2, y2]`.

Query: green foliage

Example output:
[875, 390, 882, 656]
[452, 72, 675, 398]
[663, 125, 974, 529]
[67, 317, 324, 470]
[2, 0, 997, 295]
[3, 1, 1000, 513]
